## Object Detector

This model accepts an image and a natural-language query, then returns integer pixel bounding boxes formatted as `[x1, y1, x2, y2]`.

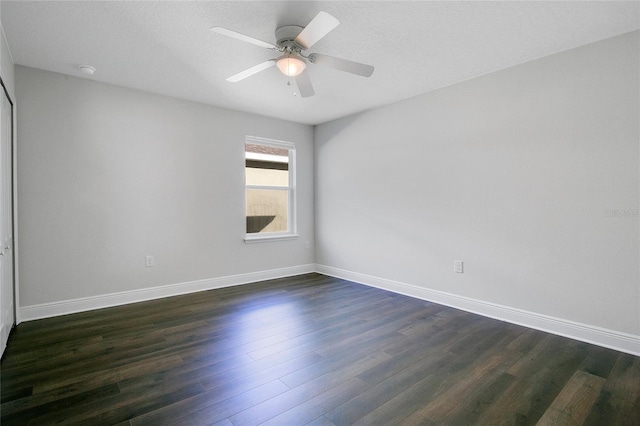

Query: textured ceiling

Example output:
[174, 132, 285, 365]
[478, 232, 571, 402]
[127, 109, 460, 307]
[2, 1, 639, 125]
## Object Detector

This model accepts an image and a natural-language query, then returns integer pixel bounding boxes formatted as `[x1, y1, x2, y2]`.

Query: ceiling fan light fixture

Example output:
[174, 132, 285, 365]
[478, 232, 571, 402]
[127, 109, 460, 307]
[276, 54, 306, 77]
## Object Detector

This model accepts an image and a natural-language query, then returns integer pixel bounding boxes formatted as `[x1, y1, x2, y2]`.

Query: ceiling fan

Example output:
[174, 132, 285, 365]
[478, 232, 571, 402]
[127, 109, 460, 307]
[211, 11, 374, 97]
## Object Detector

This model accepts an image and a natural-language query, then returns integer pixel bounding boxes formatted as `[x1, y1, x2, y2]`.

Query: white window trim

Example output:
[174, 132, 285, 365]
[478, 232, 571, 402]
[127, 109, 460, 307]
[244, 136, 298, 243]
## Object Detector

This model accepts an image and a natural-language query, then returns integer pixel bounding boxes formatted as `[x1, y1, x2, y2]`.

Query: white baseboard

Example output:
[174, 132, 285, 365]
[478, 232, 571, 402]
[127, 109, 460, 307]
[315, 264, 640, 357]
[18, 264, 315, 323]
[17, 263, 640, 356]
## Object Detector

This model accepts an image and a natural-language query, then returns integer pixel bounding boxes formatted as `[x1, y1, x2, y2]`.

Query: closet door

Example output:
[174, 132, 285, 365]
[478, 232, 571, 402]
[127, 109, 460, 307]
[0, 82, 14, 356]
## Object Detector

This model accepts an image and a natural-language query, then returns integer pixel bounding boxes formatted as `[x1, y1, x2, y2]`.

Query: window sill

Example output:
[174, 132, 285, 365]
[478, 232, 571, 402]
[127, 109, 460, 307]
[244, 233, 299, 244]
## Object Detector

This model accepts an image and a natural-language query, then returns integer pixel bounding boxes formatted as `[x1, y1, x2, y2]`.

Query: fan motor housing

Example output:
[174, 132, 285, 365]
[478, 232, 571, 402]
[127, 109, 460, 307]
[275, 25, 304, 48]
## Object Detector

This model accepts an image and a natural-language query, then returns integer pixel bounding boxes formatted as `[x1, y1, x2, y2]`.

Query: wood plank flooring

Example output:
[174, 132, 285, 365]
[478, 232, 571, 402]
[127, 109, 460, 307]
[1, 273, 639, 425]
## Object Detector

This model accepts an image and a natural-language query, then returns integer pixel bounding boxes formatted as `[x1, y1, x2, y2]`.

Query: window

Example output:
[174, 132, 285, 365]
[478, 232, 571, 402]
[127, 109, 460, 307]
[244, 136, 296, 242]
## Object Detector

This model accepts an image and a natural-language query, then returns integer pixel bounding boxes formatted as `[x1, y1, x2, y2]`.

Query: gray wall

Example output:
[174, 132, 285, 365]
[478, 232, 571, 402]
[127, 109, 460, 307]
[16, 66, 314, 307]
[315, 31, 639, 336]
[12, 30, 640, 343]
[0, 18, 14, 99]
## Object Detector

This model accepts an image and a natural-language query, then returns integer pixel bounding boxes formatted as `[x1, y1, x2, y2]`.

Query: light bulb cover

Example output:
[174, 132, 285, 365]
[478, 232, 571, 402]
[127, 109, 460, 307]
[276, 54, 306, 77]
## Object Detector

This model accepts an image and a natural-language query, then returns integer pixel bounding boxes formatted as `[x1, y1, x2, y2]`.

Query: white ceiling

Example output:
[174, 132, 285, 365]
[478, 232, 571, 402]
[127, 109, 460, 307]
[2, 1, 639, 125]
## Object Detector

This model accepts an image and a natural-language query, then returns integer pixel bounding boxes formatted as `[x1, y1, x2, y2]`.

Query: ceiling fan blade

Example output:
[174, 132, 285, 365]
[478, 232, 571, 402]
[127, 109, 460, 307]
[226, 60, 276, 82]
[309, 53, 374, 77]
[211, 27, 276, 49]
[294, 69, 315, 98]
[294, 11, 339, 49]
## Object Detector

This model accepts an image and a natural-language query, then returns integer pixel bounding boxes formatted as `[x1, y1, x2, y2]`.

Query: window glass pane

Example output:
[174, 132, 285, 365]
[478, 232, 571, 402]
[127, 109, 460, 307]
[246, 166, 289, 187]
[246, 143, 289, 158]
[246, 189, 289, 233]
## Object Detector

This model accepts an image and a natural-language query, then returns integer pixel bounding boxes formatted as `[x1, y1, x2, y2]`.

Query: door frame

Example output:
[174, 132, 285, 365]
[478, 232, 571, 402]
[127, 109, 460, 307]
[0, 76, 16, 333]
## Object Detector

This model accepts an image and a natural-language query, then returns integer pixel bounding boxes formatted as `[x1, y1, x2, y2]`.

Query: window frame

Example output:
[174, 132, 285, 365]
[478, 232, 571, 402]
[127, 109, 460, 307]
[244, 136, 297, 243]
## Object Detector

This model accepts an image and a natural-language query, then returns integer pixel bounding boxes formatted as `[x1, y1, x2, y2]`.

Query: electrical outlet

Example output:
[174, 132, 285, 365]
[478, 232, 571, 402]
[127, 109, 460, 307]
[305, 241, 311, 250]
[454, 260, 463, 273]
[145, 255, 155, 267]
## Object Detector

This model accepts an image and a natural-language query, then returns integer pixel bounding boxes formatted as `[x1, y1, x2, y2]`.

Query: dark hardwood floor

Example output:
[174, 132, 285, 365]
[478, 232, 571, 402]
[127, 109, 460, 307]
[1, 273, 639, 425]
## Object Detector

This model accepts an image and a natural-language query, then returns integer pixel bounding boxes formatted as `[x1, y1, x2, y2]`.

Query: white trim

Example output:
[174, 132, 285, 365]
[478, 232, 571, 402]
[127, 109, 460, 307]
[244, 233, 299, 243]
[314, 264, 640, 356]
[12, 100, 19, 325]
[18, 263, 639, 356]
[244, 135, 297, 239]
[18, 264, 315, 322]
